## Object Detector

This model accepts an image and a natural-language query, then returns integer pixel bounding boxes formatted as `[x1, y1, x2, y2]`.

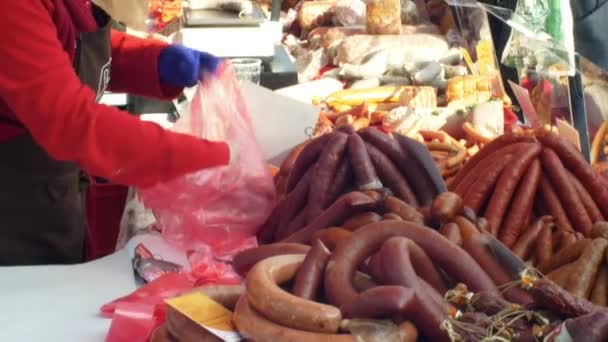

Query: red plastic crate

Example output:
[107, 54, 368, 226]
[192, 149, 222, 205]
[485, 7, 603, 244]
[85, 179, 129, 261]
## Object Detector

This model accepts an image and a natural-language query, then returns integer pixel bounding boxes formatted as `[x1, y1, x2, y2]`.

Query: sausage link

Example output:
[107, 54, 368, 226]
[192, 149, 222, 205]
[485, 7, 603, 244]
[556, 231, 578, 252]
[325, 156, 353, 207]
[342, 212, 383, 231]
[384, 212, 404, 221]
[541, 148, 593, 236]
[369, 237, 449, 342]
[352, 271, 378, 292]
[590, 264, 608, 306]
[233, 243, 311, 275]
[462, 152, 516, 213]
[340, 286, 417, 319]
[453, 215, 480, 241]
[537, 130, 608, 219]
[324, 221, 497, 319]
[512, 218, 547, 261]
[274, 170, 314, 240]
[538, 239, 592, 274]
[360, 127, 434, 205]
[439, 222, 462, 246]
[546, 263, 576, 288]
[454, 143, 529, 198]
[246, 254, 342, 333]
[568, 170, 605, 223]
[365, 142, 418, 205]
[394, 134, 447, 204]
[347, 134, 383, 190]
[307, 132, 350, 221]
[529, 278, 600, 318]
[233, 296, 353, 342]
[258, 203, 285, 244]
[565, 238, 608, 299]
[292, 239, 332, 300]
[449, 134, 537, 190]
[539, 173, 574, 233]
[534, 223, 553, 268]
[286, 134, 332, 192]
[277, 208, 309, 241]
[385, 196, 425, 224]
[462, 233, 533, 305]
[312, 228, 352, 251]
[279, 140, 311, 180]
[430, 192, 463, 224]
[284, 191, 380, 243]
[485, 144, 542, 235]
[498, 159, 542, 247]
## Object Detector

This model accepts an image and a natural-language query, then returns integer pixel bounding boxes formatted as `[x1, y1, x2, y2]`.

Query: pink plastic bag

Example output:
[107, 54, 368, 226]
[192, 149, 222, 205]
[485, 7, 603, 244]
[139, 63, 276, 258]
[105, 302, 158, 342]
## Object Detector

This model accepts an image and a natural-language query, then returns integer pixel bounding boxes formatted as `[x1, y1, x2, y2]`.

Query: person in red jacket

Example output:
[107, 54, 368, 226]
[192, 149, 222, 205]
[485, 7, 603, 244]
[0, 0, 231, 265]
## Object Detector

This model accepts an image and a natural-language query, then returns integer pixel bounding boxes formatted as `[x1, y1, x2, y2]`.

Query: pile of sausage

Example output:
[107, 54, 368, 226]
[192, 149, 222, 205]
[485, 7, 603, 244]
[418, 130, 475, 180]
[448, 130, 608, 249]
[265, 126, 446, 243]
[539, 223, 608, 307]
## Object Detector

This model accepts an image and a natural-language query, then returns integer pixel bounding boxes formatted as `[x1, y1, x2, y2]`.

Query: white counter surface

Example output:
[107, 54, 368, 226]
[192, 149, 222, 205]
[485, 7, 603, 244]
[0, 250, 136, 342]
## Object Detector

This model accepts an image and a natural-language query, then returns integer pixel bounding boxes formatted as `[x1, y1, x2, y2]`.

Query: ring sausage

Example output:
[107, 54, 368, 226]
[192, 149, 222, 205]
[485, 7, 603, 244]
[312, 228, 352, 251]
[246, 254, 342, 333]
[292, 239, 332, 300]
[324, 221, 497, 319]
[233, 243, 311, 275]
[234, 296, 353, 342]
[342, 212, 383, 231]
[385, 196, 425, 224]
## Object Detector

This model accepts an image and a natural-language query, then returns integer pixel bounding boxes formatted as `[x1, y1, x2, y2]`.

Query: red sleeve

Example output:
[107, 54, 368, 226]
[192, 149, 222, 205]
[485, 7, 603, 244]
[0, 0, 229, 188]
[109, 29, 182, 99]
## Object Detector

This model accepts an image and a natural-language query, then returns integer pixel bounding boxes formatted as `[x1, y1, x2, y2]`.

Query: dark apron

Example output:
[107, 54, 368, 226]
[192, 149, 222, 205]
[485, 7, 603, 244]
[0, 8, 112, 266]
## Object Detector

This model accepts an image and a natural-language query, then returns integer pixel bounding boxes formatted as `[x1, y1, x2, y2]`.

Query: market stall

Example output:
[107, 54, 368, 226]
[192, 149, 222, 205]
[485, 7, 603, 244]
[6, 0, 608, 341]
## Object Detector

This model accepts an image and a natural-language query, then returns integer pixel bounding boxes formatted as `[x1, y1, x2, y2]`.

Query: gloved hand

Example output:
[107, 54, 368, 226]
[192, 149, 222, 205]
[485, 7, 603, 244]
[158, 45, 220, 88]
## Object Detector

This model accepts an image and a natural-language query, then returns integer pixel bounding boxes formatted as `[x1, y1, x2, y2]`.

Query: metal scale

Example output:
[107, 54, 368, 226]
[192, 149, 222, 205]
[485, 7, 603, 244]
[174, 0, 297, 90]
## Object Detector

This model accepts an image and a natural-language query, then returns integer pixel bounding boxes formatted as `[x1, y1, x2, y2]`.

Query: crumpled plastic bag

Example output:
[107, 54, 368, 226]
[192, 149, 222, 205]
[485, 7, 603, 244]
[138, 63, 276, 261]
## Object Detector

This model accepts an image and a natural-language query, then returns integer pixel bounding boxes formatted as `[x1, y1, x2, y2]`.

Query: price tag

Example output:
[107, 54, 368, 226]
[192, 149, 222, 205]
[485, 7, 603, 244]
[556, 118, 581, 152]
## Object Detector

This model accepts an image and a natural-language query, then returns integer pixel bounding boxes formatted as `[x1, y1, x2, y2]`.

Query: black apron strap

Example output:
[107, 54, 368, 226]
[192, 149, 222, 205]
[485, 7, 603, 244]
[0, 6, 112, 265]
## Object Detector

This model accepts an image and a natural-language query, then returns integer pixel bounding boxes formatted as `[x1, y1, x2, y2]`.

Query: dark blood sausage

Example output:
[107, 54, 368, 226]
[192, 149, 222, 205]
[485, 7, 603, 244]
[283, 191, 380, 243]
[292, 239, 332, 300]
[232, 243, 310, 275]
[539, 174, 574, 233]
[368, 237, 449, 342]
[274, 169, 314, 240]
[484, 144, 541, 235]
[449, 134, 537, 190]
[286, 133, 332, 193]
[257, 201, 286, 244]
[342, 212, 383, 231]
[564, 310, 608, 342]
[499, 159, 542, 247]
[347, 134, 383, 191]
[279, 140, 311, 180]
[395, 134, 447, 198]
[277, 208, 309, 241]
[359, 127, 434, 205]
[371, 237, 447, 294]
[462, 233, 533, 305]
[439, 222, 462, 246]
[385, 196, 425, 224]
[453, 143, 527, 198]
[325, 156, 352, 207]
[340, 286, 417, 319]
[336, 124, 356, 135]
[568, 170, 605, 223]
[365, 142, 418, 205]
[537, 130, 608, 219]
[324, 221, 497, 321]
[307, 132, 350, 221]
[541, 148, 593, 236]
[528, 278, 600, 318]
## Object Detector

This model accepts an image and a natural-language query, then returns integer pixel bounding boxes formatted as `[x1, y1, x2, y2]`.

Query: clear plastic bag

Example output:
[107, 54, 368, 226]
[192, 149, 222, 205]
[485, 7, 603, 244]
[139, 62, 276, 260]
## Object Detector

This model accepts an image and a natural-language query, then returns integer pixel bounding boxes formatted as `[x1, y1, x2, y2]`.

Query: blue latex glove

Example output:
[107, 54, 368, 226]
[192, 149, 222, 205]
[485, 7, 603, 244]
[158, 45, 220, 88]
